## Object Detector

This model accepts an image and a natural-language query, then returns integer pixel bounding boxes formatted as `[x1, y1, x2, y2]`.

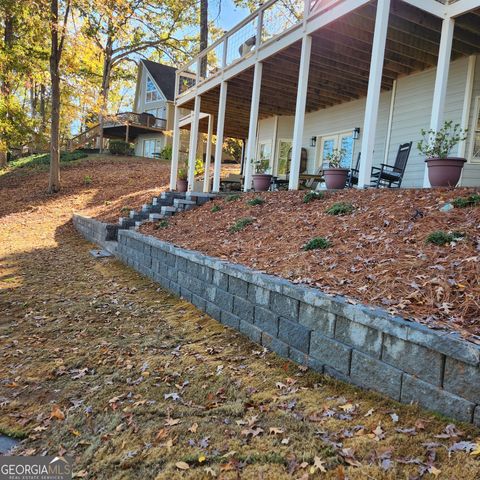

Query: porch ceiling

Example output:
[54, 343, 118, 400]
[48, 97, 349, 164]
[181, 0, 480, 139]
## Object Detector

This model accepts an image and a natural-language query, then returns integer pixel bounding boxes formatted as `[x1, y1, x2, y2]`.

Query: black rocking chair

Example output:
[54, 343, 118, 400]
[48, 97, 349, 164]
[370, 142, 412, 188]
[347, 152, 361, 187]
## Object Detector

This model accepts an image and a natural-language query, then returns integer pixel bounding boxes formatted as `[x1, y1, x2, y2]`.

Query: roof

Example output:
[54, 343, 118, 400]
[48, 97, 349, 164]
[142, 60, 177, 101]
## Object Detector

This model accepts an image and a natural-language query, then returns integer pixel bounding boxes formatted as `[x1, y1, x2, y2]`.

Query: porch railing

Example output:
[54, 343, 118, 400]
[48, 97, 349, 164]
[103, 112, 167, 130]
[67, 112, 167, 151]
[176, 0, 337, 98]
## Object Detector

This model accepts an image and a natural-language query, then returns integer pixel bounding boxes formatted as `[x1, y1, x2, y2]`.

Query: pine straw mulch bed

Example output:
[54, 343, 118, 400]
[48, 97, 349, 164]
[0, 154, 172, 224]
[141, 188, 480, 343]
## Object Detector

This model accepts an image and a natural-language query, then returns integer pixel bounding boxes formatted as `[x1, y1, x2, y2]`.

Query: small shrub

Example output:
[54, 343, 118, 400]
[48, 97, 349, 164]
[83, 175, 92, 185]
[120, 206, 131, 215]
[303, 191, 325, 204]
[426, 230, 464, 246]
[155, 219, 169, 229]
[452, 194, 480, 208]
[225, 194, 241, 202]
[303, 237, 331, 251]
[158, 144, 172, 161]
[211, 204, 221, 213]
[109, 140, 132, 155]
[246, 197, 265, 206]
[326, 202, 354, 216]
[229, 217, 254, 233]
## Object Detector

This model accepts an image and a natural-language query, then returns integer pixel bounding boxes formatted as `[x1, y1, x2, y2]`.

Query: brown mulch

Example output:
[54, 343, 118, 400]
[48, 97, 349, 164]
[0, 155, 172, 224]
[141, 188, 480, 343]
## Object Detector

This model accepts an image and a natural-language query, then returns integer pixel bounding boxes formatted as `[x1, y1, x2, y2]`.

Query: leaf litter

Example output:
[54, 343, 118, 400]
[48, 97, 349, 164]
[0, 155, 479, 478]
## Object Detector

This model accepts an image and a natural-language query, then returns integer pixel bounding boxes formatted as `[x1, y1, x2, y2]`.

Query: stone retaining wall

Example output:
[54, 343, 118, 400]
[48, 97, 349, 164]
[74, 215, 480, 425]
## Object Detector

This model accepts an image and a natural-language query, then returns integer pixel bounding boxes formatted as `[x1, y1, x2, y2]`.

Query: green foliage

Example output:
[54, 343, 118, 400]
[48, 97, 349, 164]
[452, 194, 480, 208]
[325, 148, 346, 168]
[246, 197, 265, 206]
[211, 204, 221, 213]
[251, 158, 270, 174]
[109, 140, 132, 155]
[84, 175, 93, 185]
[120, 206, 131, 215]
[426, 230, 464, 246]
[229, 217, 254, 233]
[417, 121, 468, 159]
[303, 237, 331, 251]
[155, 219, 169, 229]
[326, 202, 354, 216]
[177, 166, 188, 181]
[303, 191, 325, 203]
[2, 151, 87, 171]
[225, 194, 240, 202]
[158, 144, 172, 161]
[222, 138, 243, 161]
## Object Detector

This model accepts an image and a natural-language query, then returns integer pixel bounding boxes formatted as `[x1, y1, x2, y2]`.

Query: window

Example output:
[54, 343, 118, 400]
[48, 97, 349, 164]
[277, 139, 292, 176]
[146, 106, 167, 126]
[471, 97, 480, 163]
[143, 139, 162, 158]
[317, 131, 355, 169]
[146, 76, 161, 103]
[258, 141, 272, 170]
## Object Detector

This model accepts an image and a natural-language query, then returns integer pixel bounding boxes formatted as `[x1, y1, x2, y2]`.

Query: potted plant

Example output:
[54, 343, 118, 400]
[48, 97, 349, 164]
[176, 158, 205, 192]
[251, 158, 272, 191]
[324, 148, 349, 189]
[177, 166, 188, 192]
[417, 121, 468, 187]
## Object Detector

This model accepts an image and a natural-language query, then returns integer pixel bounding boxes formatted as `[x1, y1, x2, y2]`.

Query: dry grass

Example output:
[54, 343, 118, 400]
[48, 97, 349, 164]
[1, 155, 480, 479]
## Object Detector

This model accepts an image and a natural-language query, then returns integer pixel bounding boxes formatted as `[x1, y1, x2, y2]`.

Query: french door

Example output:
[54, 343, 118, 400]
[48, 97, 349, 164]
[318, 131, 355, 169]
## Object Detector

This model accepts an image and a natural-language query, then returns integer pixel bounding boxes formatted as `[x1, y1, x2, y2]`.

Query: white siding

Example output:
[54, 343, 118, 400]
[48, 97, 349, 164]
[134, 63, 168, 116]
[462, 55, 480, 186]
[255, 55, 480, 187]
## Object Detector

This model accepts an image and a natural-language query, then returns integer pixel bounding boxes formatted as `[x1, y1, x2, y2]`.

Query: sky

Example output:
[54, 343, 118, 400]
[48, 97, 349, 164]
[213, 0, 251, 31]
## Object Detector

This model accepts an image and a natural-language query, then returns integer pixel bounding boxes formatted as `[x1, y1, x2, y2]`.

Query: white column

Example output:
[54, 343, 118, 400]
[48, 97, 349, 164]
[289, 35, 312, 190]
[187, 95, 201, 191]
[243, 62, 263, 192]
[213, 81, 228, 192]
[203, 114, 214, 192]
[169, 105, 181, 190]
[423, 17, 455, 187]
[357, 0, 391, 188]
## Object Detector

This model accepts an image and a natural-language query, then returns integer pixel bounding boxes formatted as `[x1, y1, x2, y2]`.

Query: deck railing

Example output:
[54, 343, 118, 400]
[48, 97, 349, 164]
[103, 112, 167, 130]
[176, 0, 336, 98]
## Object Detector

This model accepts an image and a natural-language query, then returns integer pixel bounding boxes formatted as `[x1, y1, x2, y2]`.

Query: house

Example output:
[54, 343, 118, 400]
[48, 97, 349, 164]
[131, 60, 177, 158]
[168, 0, 480, 192]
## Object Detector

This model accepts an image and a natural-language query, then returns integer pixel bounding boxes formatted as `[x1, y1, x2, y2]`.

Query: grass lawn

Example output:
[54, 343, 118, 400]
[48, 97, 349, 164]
[1, 155, 479, 479]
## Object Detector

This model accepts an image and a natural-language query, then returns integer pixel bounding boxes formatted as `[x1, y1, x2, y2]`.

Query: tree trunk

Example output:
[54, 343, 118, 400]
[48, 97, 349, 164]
[200, 0, 208, 78]
[0, 10, 14, 167]
[98, 37, 113, 154]
[40, 84, 46, 127]
[48, 0, 61, 193]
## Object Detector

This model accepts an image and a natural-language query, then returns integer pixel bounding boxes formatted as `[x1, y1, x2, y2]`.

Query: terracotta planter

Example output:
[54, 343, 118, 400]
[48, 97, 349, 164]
[425, 157, 466, 187]
[252, 174, 272, 192]
[176, 179, 188, 192]
[324, 168, 349, 190]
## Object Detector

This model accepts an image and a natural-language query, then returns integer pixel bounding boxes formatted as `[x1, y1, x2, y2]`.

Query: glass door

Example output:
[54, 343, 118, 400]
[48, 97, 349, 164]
[276, 139, 292, 176]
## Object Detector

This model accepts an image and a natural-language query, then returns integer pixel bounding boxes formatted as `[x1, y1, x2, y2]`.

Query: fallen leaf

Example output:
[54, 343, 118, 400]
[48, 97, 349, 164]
[189, 422, 198, 433]
[175, 461, 189, 470]
[50, 405, 65, 421]
[314, 456, 327, 473]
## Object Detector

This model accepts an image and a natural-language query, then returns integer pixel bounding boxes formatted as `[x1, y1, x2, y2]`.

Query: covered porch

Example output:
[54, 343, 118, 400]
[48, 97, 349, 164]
[170, 0, 480, 192]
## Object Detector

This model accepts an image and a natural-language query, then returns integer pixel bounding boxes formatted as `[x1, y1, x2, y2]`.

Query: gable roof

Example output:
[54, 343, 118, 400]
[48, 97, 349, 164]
[142, 60, 177, 101]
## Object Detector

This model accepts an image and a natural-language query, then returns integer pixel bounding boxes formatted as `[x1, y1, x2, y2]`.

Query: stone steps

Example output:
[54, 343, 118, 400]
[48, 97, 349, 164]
[110, 191, 217, 239]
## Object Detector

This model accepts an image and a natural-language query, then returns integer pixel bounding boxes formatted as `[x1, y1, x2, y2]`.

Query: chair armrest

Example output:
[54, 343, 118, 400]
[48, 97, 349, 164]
[379, 163, 402, 173]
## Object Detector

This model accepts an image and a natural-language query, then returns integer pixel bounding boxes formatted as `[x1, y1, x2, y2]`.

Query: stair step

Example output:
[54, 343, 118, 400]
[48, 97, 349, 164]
[149, 213, 164, 221]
